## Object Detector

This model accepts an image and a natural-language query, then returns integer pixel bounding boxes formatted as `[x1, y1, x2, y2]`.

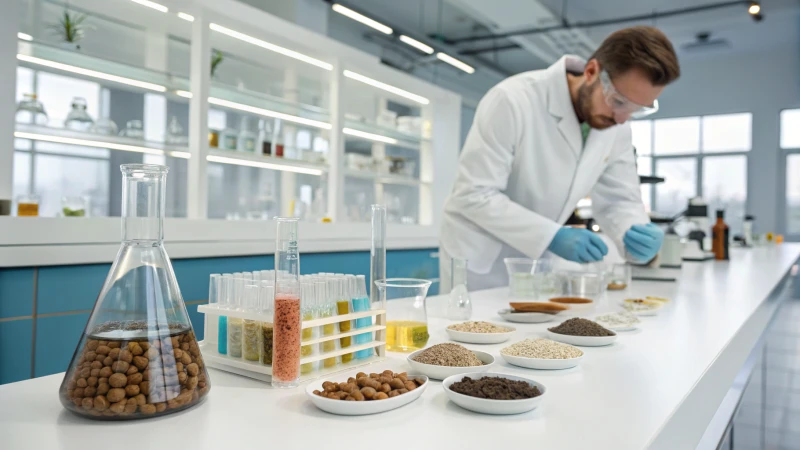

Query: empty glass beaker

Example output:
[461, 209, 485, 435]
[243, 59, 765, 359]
[58, 164, 209, 420]
[446, 258, 472, 320]
[504, 258, 559, 300]
[376, 278, 431, 353]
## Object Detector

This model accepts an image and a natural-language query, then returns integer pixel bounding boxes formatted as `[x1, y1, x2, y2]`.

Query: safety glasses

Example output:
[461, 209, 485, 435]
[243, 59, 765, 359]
[599, 70, 659, 119]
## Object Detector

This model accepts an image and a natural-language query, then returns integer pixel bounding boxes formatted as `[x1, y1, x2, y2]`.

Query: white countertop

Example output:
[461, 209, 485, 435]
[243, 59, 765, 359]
[1, 246, 797, 450]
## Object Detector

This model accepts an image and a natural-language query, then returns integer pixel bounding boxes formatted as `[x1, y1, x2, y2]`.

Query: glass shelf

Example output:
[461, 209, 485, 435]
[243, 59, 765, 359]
[343, 119, 428, 150]
[14, 123, 190, 158]
[17, 40, 189, 94]
[344, 168, 424, 186]
[209, 82, 331, 130]
[207, 149, 327, 176]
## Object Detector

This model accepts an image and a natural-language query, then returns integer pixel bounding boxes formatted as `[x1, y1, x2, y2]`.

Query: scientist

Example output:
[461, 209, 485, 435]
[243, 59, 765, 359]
[440, 26, 680, 291]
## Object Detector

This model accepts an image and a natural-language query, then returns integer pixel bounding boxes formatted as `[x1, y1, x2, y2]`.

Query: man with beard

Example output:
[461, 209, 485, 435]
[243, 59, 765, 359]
[440, 26, 680, 291]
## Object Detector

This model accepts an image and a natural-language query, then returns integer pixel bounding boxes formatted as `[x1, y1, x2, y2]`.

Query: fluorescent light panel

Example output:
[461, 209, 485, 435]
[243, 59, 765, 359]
[209, 23, 332, 71]
[209, 97, 331, 130]
[130, 0, 168, 13]
[399, 35, 433, 54]
[17, 32, 33, 41]
[207, 155, 323, 176]
[175, 90, 193, 98]
[16, 132, 166, 156]
[169, 151, 191, 159]
[17, 54, 167, 92]
[331, 4, 393, 35]
[177, 12, 195, 22]
[343, 70, 429, 105]
[343, 128, 398, 144]
[436, 52, 475, 74]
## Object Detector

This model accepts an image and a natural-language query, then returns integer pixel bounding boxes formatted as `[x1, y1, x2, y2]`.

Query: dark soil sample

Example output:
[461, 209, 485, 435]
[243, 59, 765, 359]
[548, 317, 615, 337]
[449, 376, 541, 400]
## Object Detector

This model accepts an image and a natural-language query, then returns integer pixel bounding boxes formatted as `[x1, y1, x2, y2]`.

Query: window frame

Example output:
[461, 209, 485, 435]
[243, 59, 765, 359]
[778, 107, 800, 240]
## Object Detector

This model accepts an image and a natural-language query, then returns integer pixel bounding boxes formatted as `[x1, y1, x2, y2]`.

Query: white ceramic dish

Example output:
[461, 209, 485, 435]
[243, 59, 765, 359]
[442, 372, 546, 415]
[446, 326, 515, 344]
[407, 349, 494, 380]
[546, 330, 617, 347]
[306, 375, 429, 416]
[497, 308, 557, 323]
[500, 351, 584, 370]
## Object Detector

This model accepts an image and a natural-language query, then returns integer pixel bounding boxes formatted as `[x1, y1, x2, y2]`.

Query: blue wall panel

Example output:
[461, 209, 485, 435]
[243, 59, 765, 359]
[0, 268, 35, 318]
[0, 319, 33, 384]
[37, 264, 110, 314]
[34, 313, 90, 378]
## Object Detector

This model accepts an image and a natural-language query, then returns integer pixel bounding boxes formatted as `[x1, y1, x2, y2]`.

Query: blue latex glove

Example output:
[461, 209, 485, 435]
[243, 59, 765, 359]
[548, 227, 609, 263]
[624, 223, 665, 263]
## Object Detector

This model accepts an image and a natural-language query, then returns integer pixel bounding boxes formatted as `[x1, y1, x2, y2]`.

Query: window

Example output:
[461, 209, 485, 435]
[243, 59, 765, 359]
[780, 109, 800, 149]
[786, 155, 800, 234]
[635, 113, 751, 224]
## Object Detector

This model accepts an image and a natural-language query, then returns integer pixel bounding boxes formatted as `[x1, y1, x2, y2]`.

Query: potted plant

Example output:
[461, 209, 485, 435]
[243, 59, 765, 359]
[211, 49, 224, 77]
[49, 9, 88, 50]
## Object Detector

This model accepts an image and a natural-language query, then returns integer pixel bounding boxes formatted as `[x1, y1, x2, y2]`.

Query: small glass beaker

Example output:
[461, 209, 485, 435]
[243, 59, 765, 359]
[91, 117, 118, 136]
[16, 93, 49, 125]
[376, 278, 431, 353]
[607, 264, 632, 290]
[446, 258, 472, 320]
[559, 272, 607, 298]
[61, 196, 88, 217]
[64, 97, 94, 131]
[16, 193, 40, 217]
[119, 120, 144, 139]
[165, 117, 188, 145]
[504, 258, 559, 299]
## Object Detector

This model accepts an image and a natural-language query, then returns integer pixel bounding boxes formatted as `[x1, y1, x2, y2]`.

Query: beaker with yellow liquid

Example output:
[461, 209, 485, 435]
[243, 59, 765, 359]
[375, 278, 432, 353]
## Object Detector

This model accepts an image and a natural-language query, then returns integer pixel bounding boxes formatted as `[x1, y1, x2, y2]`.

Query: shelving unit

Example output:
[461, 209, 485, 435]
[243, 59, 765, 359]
[344, 168, 424, 186]
[207, 149, 327, 176]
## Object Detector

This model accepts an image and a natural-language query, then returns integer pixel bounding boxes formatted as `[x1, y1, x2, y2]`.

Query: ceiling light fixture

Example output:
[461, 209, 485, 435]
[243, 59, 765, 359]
[209, 23, 333, 70]
[207, 154, 323, 176]
[331, 4, 393, 35]
[399, 35, 434, 54]
[17, 32, 33, 41]
[343, 70, 429, 105]
[175, 90, 193, 98]
[208, 97, 332, 130]
[17, 54, 167, 92]
[168, 151, 191, 159]
[130, 0, 168, 13]
[436, 52, 475, 74]
[748, 2, 760, 14]
[177, 12, 195, 22]
[343, 128, 399, 144]
[15, 132, 167, 156]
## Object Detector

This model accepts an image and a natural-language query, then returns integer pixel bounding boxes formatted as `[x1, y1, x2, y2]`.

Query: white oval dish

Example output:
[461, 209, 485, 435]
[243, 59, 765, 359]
[442, 372, 546, 415]
[446, 325, 515, 344]
[407, 349, 494, 380]
[497, 308, 557, 324]
[546, 330, 617, 347]
[305, 375, 429, 416]
[500, 351, 583, 370]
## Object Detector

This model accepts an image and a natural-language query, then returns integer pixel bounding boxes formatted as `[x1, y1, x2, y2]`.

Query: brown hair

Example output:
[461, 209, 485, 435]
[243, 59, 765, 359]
[589, 26, 680, 85]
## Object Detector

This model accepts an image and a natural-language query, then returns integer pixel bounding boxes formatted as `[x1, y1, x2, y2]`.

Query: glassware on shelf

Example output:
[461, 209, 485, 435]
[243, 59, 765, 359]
[15, 93, 49, 125]
[209, 130, 220, 148]
[272, 217, 302, 388]
[220, 127, 238, 150]
[446, 258, 472, 320]
[258, 119, 273, 155]
[237, 117, 257, 153]
[165, 117, 188, 145]
[64, 97, 94, 132]
[61, 196, 88, 217]
[376, 279, 431, 353]
[90, 117, 118, 136]
[16, 193, 40, 217]
[119, 120, 144, 139]
[58, 164, 209, 420]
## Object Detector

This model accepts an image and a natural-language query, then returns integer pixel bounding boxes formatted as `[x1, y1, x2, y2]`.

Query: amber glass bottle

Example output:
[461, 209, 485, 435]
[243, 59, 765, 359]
[712, 210, 729, 260]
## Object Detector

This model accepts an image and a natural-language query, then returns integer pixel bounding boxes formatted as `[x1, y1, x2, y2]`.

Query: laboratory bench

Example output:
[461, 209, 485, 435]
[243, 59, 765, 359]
[0, 245, 797, 450]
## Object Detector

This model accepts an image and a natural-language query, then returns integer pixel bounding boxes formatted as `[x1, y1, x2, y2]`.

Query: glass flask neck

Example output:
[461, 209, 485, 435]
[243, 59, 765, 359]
[121, 164, 169, 243]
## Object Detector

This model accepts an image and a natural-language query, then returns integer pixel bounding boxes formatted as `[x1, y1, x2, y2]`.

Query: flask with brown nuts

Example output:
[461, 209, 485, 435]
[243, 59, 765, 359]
[58, 164, 209, 420]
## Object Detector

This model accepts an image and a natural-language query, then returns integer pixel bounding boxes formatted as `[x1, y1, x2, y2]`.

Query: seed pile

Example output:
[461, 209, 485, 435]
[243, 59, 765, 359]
[412, 343, 483, 367]
[449, 376, 541, 400]
[312, 370, 425, 401]
[501, 339, 583, 359]
[447, 321, 514, 333]
[548, 318, 615, 337]
[595, 311, 640, 328]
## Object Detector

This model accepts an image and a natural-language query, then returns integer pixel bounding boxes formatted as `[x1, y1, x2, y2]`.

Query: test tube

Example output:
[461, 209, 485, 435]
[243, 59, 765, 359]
[260, 280, 275, 366]
[336, 277, 353, 363]
[227, 276, 245, 358]
[300, 281, 317, 374]
[351, 275, 372, 359]
[317, 280, 337, 368]
[243, 284, 261, 362]
[370, 205, 387, 309]
[218, 274, 232, 355]
[272, 217, 302, 388]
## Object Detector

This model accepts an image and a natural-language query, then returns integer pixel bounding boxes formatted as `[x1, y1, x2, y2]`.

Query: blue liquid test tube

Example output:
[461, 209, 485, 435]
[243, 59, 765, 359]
[217, 273, 233, 355]
[351, 275, 372, 359]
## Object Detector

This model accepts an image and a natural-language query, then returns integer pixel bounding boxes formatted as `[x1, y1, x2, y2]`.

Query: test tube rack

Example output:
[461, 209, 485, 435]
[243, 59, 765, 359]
[197, 305, 387, 383]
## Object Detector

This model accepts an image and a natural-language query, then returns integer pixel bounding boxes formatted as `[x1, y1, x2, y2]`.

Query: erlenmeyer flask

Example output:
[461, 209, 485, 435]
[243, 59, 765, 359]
[59, 164, 209, 420]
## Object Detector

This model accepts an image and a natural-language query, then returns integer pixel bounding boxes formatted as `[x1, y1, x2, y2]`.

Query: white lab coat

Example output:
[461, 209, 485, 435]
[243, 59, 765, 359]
[439, 55, 649, 293]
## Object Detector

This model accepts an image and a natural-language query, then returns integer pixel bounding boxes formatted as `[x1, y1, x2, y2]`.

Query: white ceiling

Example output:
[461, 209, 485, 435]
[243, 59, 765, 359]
[340, 0, 800, 74]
